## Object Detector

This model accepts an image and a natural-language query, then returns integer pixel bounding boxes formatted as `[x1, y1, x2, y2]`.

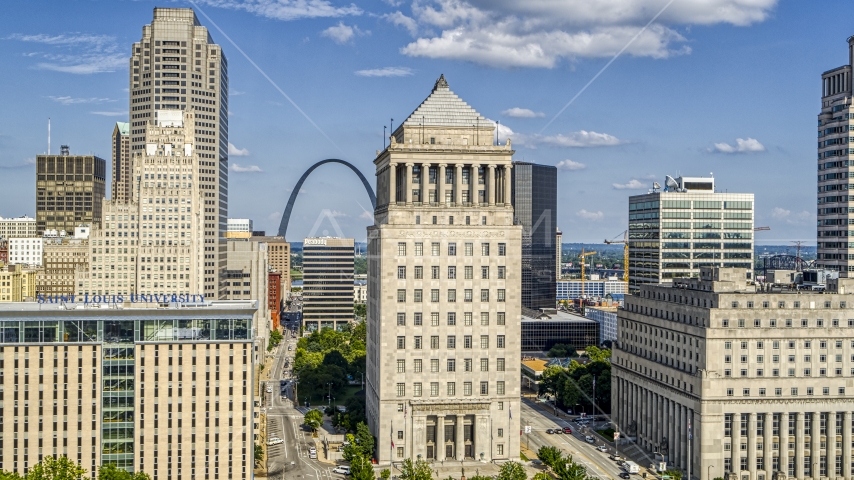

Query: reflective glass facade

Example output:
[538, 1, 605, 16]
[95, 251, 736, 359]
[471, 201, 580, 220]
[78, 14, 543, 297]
[512, 163, 557, 310]
[521, 318, 599, 352]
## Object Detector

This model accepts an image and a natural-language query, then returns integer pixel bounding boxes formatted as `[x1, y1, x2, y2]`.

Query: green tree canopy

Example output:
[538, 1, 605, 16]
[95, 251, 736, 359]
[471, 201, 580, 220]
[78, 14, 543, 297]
[547, 343, 578, 358]
[304, 409, 323, 431]
[398, 459, 434, 480]
[348, 455, 376, 480]
[495, 461, 527, 480]
[97, 464, 151, 480]
[537, 445, 564, 469]
[24, 456, 86, 480]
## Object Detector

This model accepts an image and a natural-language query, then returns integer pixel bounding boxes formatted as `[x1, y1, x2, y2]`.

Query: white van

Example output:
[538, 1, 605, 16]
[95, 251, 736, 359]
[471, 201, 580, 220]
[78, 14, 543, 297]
[624, 461, 640, 474]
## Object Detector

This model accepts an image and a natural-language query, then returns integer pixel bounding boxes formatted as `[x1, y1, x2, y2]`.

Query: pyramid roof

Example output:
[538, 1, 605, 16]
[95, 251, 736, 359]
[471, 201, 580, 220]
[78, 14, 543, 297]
[400, 74, 489, 129]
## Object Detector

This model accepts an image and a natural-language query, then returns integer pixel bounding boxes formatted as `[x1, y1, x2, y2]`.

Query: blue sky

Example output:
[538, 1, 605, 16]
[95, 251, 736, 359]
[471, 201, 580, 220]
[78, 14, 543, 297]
[0, 0, 847, 244]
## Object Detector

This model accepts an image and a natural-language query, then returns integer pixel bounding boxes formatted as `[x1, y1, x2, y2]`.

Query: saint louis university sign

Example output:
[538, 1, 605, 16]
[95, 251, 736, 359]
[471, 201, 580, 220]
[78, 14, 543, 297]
[37, 293, 207, 305]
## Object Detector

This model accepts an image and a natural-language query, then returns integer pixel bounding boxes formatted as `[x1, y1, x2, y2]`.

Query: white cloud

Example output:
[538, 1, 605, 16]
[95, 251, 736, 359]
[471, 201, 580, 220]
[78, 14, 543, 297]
[230, 90, 246, 96]
[521, 130, 623, 148]
[612, 179, 646, 190]
[321, 22, 368, 44]
[555, 159, 586, 171]
[770, 207, 790, 219]
[228, 142, 250, 156]
[90, 111, 128, 117]
[328, 210, 347, 218]
[231, 163, 263, 173]
[6, 33, 114, 47]
[576, 209, 604, 221]
[712, 137, 766, 154]
[0, 157, 36, 169]
[355, 66, 414, 77]
[383, 11, 419, 36]
[48, 96, 113, 105]
[771, 207, 811, 225]
[502, 107, 544, 118]
[7, 32, 127, 74]
[195, 0, 362, 21]
[396, 0, 776, 68]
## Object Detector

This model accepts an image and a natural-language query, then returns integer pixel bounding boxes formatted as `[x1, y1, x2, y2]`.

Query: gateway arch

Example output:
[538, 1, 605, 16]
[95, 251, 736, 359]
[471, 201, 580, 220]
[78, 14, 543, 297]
[277, 159, 376, 239]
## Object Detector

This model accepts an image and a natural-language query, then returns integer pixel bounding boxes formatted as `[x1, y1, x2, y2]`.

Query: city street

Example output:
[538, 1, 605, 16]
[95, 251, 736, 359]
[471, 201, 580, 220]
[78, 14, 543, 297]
[520, 399, 630, 480]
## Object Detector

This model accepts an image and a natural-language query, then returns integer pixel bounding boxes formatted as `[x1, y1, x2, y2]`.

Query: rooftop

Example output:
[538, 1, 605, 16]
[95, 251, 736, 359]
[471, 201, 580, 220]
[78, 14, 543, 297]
[398, 74, 490, 130]
[522, 310, 597, 323]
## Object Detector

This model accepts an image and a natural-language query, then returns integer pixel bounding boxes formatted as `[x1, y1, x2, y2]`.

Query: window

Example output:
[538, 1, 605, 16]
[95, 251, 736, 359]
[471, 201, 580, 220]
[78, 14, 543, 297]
[481, 266, 489, 279]
[481, 243, 490, 256]
[414, 337, 422, 349]
[448, 266, 456, 279]
[431, 289, 439, 302]
[725, 355, 732, 364]
[775, 388, 782, 396]
[398, 242, 406, 256]
[743, 388, 750, 397]
[464, 312, 473, 326]
[414, 383, 422, 397]
[431, 242, 440, 256]
[791, 388, 798, 396]
[464, 359, 472, 371]
[759, 388, 766, 396]
[465, 266, 473, 279]
[497, 381, 505, 395]
[481, 289, 489, 301]
[431, 266, 439, 279]
[754, 319, 761, 327]
[430, 336, 439, 349]
[481, 313, 489, 326]
[498, 289, 506, 302]
[397, 360, 406, 373]
[723, 319, 730, 327]
[806, 387, 813, 396]
[397, 337, 405, 349]
[397, 313, 406, 326]
[397, 289, 406, 302]
[414, 289, 423, 302]
[447, 359, 456, 371]
[464, 336, 472, 349]
[464, 289, 473, 302]
[397, 447, 404, 458]
[727, 388, 734, 397]
[497, 358, 505, 371]
[431, 313, 439, 326]
[480, 382, 489, 395]
[431, 359, 439, 373]
[498, 266, 506, 279]
[823, 387, 830, 395]
[497, 444, 504, 456]
[498, 313, 505, 325]
[464, 243, 473, 256]
[447, 382, 456, 396]
[396, 383, 405, 397]
[447, 336, 456, 349]
[448, 289, 456, 302]
[480, 358, 489, 371]
[839, 387, 846, 395]
[447, 313, 456, 326]
[498, 243, 506, 256]
[725, 341, 732, 350]
[448, 243, 457, 256]
[464, 382, 472, 396]
[738, 319, 745, 328]
[415, 242, 423, 256]
[480, 335, 489, 348]
[497, 335, 505, 348]
[415, 266, 423, 279]
[414, 359, 422, 372]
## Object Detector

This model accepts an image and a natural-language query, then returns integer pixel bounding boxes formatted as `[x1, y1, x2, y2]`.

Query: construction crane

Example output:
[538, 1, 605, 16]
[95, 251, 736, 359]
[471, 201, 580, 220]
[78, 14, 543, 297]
[578, 248, 597, 301]
[754, 226, 770, 232]
[604, 230, 629, 282]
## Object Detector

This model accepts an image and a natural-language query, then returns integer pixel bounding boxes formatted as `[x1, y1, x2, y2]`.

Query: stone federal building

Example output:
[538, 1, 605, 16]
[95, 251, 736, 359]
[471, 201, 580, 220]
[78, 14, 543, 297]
[613, 267, 854, 480]
[366, 75, 521, 465]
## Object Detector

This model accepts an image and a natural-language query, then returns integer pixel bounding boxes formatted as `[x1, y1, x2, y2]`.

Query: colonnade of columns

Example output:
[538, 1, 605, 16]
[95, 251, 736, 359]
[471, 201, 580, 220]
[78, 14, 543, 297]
[388, 162, 512, 207]
[615, 376, 854, 480]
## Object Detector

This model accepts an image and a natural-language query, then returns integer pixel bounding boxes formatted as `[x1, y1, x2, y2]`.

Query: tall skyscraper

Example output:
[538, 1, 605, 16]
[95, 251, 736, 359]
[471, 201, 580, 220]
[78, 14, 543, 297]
[366, 75, 522, 465]
[818, 41, 854, 274]
[112, 122, 131, 202]
[35, 146, 106, 235]
[512, 162, 557, 311]
[129, 7, 228, 296]
[302, 237, 354, 332]
[627, 175, 753, 293]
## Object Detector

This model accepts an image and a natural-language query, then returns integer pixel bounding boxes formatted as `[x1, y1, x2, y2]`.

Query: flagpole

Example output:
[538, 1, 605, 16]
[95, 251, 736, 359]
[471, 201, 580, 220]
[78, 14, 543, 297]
[688, 416, 693, 480]
[391, 421, 394, 468]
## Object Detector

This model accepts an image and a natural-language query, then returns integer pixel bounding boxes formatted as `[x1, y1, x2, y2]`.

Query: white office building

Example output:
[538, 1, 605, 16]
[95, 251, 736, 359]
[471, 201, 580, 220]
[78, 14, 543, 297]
[8, 237, 44, 266]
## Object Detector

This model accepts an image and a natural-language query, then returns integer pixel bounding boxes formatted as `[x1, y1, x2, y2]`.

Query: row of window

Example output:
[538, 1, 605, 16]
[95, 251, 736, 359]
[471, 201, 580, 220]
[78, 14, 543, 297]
[724, 367, 854, 378]
[395, 357, 506, 373]
[722, 318, 854, 328]
[726, 353, 853, 363]
[397, 242, 506, 257]
[396, 289, 506, 303]
[731, 299, 850, 309]
[397, 265, 505, 280]
[725, 340, 853, 350]
[396, 312, 506, 326]
[396, 335, 506, 349]
[394, 381, 506, 397]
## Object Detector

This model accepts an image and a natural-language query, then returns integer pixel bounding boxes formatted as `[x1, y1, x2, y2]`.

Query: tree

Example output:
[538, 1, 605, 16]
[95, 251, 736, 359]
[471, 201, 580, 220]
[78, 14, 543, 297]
[304, 409, 323, 432]
[663, 471, 682, 480]
[547, 343, 577, 358]
[0, 471, 22, 480]
[254, 444, 264, 463]
[354, 304, 367, 319]
[97, 464, 152, 480]
[537, 446, 564, 469]
[380, 469, 391, 480]
[553, 456, 589, 480]
[349, 455, 376, 480]
[495, 461, 526, 480]
[24, 456, 86, 480]
[398, 458, 434, 480]
[532, 474, 552, 480]
[585, 346, 611, 363]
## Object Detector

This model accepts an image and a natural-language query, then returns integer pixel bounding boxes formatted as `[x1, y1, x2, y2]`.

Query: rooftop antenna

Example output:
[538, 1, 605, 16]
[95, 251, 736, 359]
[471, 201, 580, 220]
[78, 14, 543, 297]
[48, 118, 51, 155]
[383, 125, 386, 150]
[390, 118, 394, 141]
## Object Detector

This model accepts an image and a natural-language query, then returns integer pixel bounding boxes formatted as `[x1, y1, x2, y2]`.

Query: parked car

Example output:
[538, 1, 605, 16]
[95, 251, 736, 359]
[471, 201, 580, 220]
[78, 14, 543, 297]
[585, 436, 595, 443]
[620, 473, 631, 479]
[553, 428, 562, 434]
[563, 427, 572, 434]
[546, 429, 554, 434]
[332, 466, 351, 475]
[267, 437, 284, 446]
[597, 445, 607, 452]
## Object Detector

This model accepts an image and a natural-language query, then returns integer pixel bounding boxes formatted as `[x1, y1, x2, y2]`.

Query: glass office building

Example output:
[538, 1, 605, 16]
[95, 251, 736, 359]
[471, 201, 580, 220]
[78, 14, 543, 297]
[521, 311, 599, 352]
[512, 162, 557, 310]
[0, 300, 256, 479]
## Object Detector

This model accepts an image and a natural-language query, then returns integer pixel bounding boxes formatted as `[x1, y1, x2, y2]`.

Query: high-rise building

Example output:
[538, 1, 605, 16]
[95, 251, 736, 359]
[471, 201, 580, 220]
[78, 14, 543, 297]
[7, 237, 43, 266]
[0, 300, 256, 478]
[627, 175, 754, 293]
[129, 7, 228, 296]
[302, 237, 354, 332]
[612, 267, 854, 480]
[0, 215, 37, 239]
[268, 270, 282, 329]
[35, 146, 106, 235]
[0, 264, 36, 301]
[556, 229, 562, 280]
[112, 122, 131, 202]
[512, 162, 557, 310]
[37, 235, 90, 297]
[248, 235, 291, 298]
[224, 240, 270, 364]
[365, 75, 522, 465]
[818, 41, 854, 274]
